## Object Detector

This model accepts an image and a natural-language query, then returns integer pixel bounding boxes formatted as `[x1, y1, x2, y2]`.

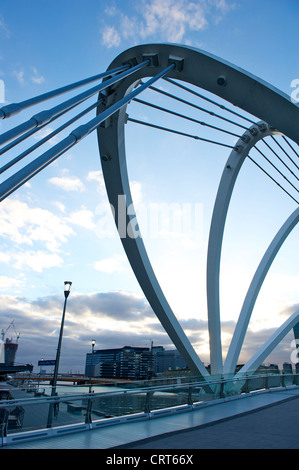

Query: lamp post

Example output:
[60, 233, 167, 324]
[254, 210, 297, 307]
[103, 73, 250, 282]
[85, 339, 96, 424]
[89, 339, 96, 390]
[47, 281, 72, 428]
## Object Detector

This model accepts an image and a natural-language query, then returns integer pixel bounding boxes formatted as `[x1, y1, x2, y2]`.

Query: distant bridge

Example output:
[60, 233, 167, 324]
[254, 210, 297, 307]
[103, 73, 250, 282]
[14, 373, 131, 386]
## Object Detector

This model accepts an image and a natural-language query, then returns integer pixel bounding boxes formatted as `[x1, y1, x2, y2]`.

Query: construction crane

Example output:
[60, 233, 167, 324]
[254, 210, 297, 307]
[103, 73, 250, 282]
[1, 320, 20, 342]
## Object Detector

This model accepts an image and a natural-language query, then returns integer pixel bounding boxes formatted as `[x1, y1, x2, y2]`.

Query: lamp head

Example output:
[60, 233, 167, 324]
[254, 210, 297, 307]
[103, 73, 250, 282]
[64, 281, 72, 298]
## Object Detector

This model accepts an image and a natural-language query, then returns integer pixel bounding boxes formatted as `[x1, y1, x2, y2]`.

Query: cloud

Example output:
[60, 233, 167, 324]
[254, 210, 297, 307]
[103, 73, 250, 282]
[67, 206, 95, 230]
[0, 199, 74, 253]
[0, 290, 160, 369]
[0, 14, 11, 38]
[48, 175, 86, 192]
[33, 127, 58, 145]
[0, 276, 24, 290]
[12, 250, 64, 273]
[86, 170, 106, 195]
[100, 0, 233, 47]
[0, 290, 297, 373]
[139, 0, 207, 42]
[31, 66, 45, 85]
[101, 25, 121, 48]
[13, 69, 24, 85]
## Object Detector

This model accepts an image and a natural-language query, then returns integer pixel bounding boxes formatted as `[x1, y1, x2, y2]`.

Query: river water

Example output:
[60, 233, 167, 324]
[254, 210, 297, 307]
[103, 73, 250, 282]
[39, 382, 197, 417]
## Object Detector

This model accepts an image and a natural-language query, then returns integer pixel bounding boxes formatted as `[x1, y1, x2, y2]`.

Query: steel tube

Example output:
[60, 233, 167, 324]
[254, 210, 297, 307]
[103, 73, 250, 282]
[0, 60, 150, 147]
[0, 63, 173, 201]
[0, 99, 104, 174]
[0, 64, 130, 120]
[0, 136, 77, 201]
[0, 97, 101, 157]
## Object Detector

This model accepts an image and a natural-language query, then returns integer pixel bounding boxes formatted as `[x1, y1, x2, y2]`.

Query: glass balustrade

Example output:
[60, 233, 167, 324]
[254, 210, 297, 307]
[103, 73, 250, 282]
[1, 370, 298, 443]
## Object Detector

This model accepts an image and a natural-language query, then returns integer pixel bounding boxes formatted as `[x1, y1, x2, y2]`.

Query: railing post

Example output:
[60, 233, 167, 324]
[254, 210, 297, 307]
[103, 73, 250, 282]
[219, 376, 226, 398]
[144, 391, 152, 414]
[187, 386, 193, 406]
[85, 393, 93, 424]
[244, 374, 250, 394]
[264, 374, 269, 390]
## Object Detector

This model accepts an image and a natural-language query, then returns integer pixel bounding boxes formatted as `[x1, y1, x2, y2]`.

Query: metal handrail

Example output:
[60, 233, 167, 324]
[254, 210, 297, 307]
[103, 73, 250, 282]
[1, 371, 296, 409]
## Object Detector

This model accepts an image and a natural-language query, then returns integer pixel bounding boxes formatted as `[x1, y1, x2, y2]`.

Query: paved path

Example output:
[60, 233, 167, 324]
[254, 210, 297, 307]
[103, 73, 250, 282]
[118, 394, 299, 449]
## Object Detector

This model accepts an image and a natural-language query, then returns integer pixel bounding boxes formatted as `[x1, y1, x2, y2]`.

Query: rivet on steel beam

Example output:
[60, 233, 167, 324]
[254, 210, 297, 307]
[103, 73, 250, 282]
[217, 76, 227, 86]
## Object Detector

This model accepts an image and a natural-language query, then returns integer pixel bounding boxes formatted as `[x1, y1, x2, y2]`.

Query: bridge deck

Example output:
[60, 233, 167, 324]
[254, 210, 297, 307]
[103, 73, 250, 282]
[4, 387, 299, 449]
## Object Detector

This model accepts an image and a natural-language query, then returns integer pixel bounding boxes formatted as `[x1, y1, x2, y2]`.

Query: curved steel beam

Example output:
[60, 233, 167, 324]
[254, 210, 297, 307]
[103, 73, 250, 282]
[236, 308, 299, 377]
[97, 43, 299, 377]
[206, 123, 279, 374]
[224, 207, 299, 375]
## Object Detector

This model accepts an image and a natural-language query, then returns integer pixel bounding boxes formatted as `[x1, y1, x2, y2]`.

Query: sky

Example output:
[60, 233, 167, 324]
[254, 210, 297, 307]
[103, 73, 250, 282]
[0, 0, 298, 374]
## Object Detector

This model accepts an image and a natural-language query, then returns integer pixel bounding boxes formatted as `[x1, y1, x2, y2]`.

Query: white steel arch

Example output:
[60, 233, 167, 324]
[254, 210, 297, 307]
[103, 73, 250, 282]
[236, 308, 299, 377]
[224, 207, 299, 375]
[206, 122, 280, 374]
[97, 44, 299, 378]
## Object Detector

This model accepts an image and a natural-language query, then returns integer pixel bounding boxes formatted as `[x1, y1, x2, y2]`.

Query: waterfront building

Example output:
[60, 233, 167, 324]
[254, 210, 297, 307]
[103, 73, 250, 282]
[85, 346, 154, 380]
[154, 349, 187, 374]
[85, 345, 187, 379]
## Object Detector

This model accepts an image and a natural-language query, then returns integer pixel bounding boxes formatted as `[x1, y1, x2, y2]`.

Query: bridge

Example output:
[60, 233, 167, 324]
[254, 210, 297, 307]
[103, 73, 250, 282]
[14, 373, 131, 385]
[0, 43, 298, 448]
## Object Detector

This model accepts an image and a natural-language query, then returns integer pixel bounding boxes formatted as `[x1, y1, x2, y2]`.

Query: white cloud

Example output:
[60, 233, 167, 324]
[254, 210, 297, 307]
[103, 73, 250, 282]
[48, 175, 86, 192]
[86, 170, 106, 195]
[100, 0, 233, 46]
[0, 199, 74, 253]
[52, 201, 66, 213]
[33, 127, 58, 145]
[12, 250, 63, 273]
[0, 276, 24, 290]
[31, 66, 45, 85]
[68, 206, 95, 230]
[13, 69, 24, 85]
[102, 25, 121, 48]
[139, 0, 207, 42]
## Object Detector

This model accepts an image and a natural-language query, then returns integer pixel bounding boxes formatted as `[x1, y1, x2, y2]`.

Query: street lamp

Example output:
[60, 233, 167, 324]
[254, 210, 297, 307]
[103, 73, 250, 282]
[85, 339, 96, 424]
[90, 339, 96, 383]
[47, 281, 72, 428]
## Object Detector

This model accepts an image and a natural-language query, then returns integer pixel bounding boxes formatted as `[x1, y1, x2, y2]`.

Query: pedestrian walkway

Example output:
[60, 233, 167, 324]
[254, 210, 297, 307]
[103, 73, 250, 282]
[118, 391, 299, 449]
[3, 387, 299, 449]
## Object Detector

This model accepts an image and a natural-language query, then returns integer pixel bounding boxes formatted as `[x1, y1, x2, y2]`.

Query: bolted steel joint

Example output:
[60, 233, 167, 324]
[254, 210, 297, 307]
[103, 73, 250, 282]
[168, 55, 184, 72]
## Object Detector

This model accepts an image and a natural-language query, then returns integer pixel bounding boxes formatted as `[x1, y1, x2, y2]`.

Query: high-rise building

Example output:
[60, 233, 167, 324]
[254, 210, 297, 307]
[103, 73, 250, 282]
[85, 346, 154, 380]
[85, 345, 187, 379]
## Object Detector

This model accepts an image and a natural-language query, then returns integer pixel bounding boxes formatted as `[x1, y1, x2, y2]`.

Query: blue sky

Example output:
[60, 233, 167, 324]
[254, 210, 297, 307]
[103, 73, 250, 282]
[0, 0, 298, 373]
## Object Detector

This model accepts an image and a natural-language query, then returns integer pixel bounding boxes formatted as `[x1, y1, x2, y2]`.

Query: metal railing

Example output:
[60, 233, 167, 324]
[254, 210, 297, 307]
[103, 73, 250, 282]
[1, 370, 299, 446]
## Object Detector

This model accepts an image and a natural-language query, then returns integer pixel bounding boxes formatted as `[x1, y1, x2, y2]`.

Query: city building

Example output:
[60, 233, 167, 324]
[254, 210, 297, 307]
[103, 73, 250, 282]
[154, 348, 187, 374]
[85, 346, 154, 380]
[85, 345, 187, 379]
